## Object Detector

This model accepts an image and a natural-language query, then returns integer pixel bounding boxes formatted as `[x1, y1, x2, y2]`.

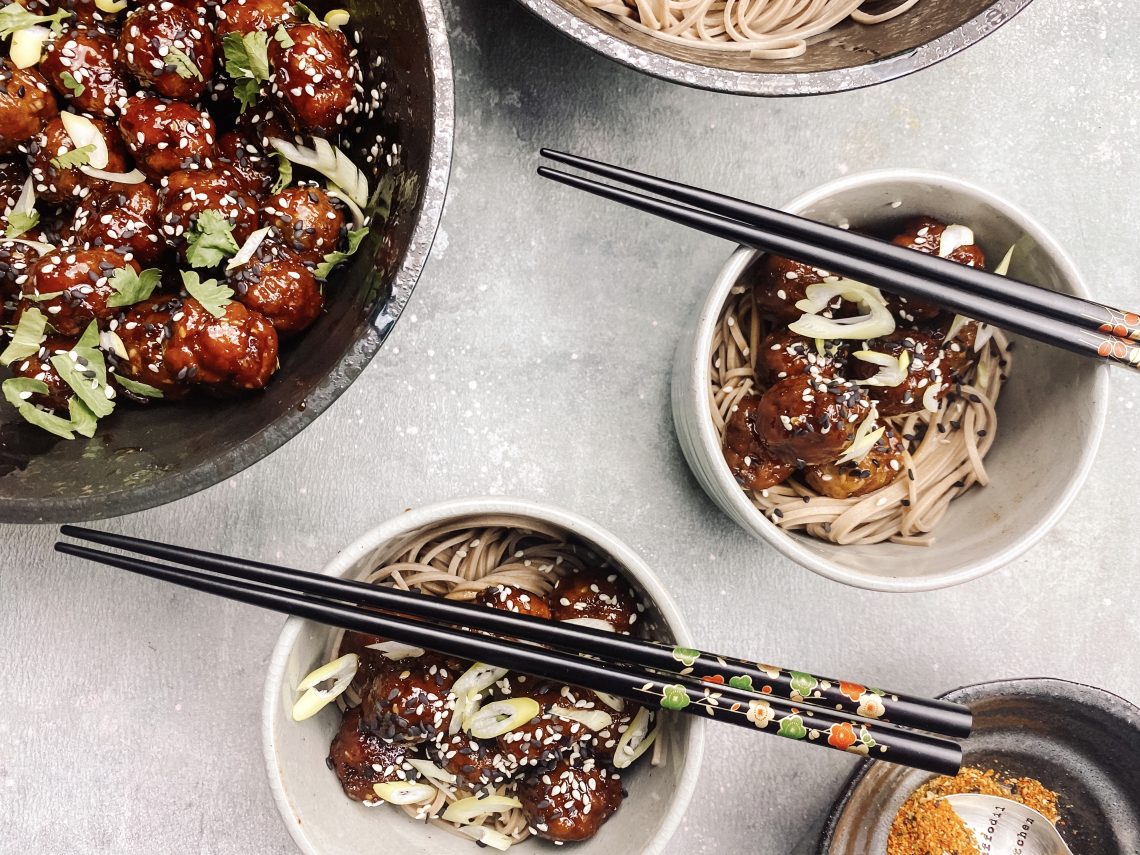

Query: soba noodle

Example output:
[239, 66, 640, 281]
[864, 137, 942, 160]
[709, 285, 1011, 546]
[583, 0, 922, 59]
[326, 519, 662, 846]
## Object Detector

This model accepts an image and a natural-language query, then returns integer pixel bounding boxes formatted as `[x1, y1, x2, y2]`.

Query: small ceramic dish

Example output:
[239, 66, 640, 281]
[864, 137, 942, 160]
[671, 169, 1109, 592]
[262, 497, 705, 855]
[818, 678, 1140, 853]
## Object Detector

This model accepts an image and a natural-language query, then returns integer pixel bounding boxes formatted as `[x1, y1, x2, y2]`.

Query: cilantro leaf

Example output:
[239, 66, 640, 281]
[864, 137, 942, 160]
[0, 4, 70, 38]
[59, 70, 85, 97]
[5, 209, 39, 238]
[232, 77, 260, 113]
[2, 377, 76, 439]
[106, 266, 163, 308]
[185, 209, 240, 268]
[313, 227, 368, 280]
[0, 307, 47, 365]
[113, 373, 164, 399]
[271, 151, 292, 194]
[181, 270, 234, 318]
[273, 24, 294, 48]
[50, 144, 94, 170]
[165, 44, 204, 81]
[223, 30, 270, 81]
[50, 321, 114, 419]
[68, 396, 97, 437]
[292, 2, 320, 24]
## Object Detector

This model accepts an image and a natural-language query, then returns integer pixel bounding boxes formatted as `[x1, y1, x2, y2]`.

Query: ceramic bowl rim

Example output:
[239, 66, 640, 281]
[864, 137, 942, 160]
[685, 168, 1110, 592]
[261, 496, 707, 855]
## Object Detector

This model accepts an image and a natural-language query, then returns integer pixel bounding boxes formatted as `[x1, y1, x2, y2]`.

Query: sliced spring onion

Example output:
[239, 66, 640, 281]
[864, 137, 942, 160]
[788, 279, 895, 341]
[269, 136, 369, 208]
[98, 329, 127, 360]
[560, 617, 615, 633]
[449, 662, 509, 734]
[291, 653, 358, 721]
[852, 349, 910, 388]
[594, 691, 625, 712]
[993, 245, 1015, 277]
[613, 706, 657, 770]
[324, 186, 365, 230]
[922, 384, 941, 413]
[371, 781, 436, 805]
[364, 640, 425, 661]
[835, 408, 884, 466]
[60, 113, 109, 170]
[440, 795, 522, 825]
[225, 225, 272, 271]
[2, 236, 53, 254]
[406, 758, 456, 786]
[323, 7, 349, 27]
[938, 224, 975, 259]
[465, 698, 540, 739]
[457, 826, 514, 852]
[942, 314, 971, 344]
[79, 166, 147, 184]
[550, 705, 613, 732]
[10, 24, 50, 68]
[94, 0, 126, 11]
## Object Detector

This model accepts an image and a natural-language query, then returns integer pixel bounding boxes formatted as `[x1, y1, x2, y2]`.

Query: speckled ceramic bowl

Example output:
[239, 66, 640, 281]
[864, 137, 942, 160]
[671, 170, 1109, 592]
[262, 497, 705, 855]
[0, 0, 453, 524]
[818, 678, 1140, 853]
[516, 0, 1035, 96]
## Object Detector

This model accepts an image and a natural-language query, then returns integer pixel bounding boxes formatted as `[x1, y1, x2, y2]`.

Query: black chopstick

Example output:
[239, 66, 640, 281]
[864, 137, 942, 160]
[541, 148, 1140, 343]
[537, 160, 1140, 373]
[59, 524, 971, 738]
[54, 538, 964, 776]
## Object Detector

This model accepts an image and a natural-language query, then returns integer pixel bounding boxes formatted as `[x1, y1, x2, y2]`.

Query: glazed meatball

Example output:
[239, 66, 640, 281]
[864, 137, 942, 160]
[215, 130, 275, 196]
[73, 184, 166, 265]
[885, 217, 987, 322]
[804, 426, 905, 499]
[925, 314, 981, 382]
[163, 297, 277, 391]
[360, 654, 460, 744]
[327, 708, 408, 803]
[430, 733, 512, 792]
[0, 237, 46, 296]
[40, 26, 129, 117]
[215, 0, 296, 42]
[24, 249, 140, 336]
[755, 328, 845, 386]
[750, 254, 831, 324]
[30, 115, 131, 204]
[119, 96, 217, 180]
[268, 23, 359, 135]
[754, 374, 873, 466]
[722, 394, 796, 491]
[0, 62, 57, 155]
[551, 567, 639, 634]
[9, 335, 77, 413]
[848, 330, 953, 417]
[495, 683, 579, 772]
[264, 185, 346, 264]
[230, 252, 323, 334]
[476, 584, 553, 620]
[518, 761, 624, 843]
[110, 295, 193, 400]
[118, 4, 215, 101]
[159, 167, 260, 258]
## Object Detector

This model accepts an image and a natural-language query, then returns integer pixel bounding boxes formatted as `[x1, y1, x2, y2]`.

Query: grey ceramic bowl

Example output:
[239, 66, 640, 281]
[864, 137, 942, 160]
[819, 678, 1140, 854]
[0, 0, 454, 524]
[517, 0, 1034, 96]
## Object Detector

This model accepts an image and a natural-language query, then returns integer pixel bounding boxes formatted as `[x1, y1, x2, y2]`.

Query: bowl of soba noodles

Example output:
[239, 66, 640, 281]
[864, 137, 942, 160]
[672, 169, 1108, 591]
[262, 497, 704, 855]
[516, 0, 1034, 95]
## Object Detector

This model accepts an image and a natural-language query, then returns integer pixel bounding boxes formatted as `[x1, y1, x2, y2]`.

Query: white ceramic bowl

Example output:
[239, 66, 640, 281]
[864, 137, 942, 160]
[672, 170, 1109, 592]
[262, 497, 705, 855]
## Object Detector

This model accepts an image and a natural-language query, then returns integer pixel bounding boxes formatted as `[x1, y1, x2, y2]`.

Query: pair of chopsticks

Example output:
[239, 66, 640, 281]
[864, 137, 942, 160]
[537, 150, 1140, 371]
[57, 526, 965, 776]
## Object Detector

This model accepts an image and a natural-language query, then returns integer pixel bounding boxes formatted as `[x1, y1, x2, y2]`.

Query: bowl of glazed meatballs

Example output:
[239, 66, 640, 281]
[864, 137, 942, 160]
[672, 169, 1108, 591]
[262, 497, 704, 855]
[0, 0, 453, 522]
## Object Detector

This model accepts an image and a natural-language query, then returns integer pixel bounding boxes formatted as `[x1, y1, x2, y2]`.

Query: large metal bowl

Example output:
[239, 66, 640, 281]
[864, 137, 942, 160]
[517, 0, 1034, 95]
[0, 0, 454, 524]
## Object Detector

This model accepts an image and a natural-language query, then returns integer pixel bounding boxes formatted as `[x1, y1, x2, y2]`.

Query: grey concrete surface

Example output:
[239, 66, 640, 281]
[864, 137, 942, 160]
[2, 0, 1138, 852]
